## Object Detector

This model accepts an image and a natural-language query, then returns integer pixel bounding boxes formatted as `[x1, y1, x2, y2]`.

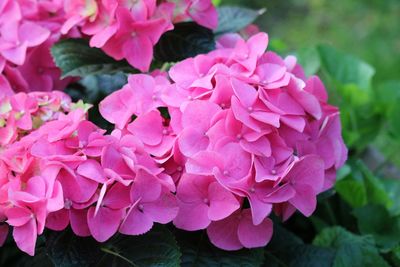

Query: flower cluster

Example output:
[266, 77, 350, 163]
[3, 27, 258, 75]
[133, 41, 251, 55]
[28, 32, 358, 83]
[0, 0, 76, 95]
[61, 0, 217, 71]
[100, 32, 348, 250]
[0, 91, 76, 146]
[0, 91, 178, 255]
[0, 0, 217, 95]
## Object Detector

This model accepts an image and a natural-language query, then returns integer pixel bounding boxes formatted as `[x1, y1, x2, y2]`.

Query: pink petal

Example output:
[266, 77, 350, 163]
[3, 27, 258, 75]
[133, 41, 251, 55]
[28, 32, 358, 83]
[173, 201, 210, 230]
[207, 214, 242, 251]
[127, 110, 163, 146]
[145, 192, 178, 224]
[123, 36, 153, 72]
[13, 219, 37, 256]
[46, 209, 70, 231]
[289, 184, 317, 217]
[119, 206, 153, 235]
[99, 86, 136, 129]
[87, 206, 124, 242]
[70, 209, 91, 237]
[237, 210, 273, 248]
[178, 127, 209, 157]
[231, 78, 258, 108]
[77, 159, 106, 183]
[208, 182, 240, 221]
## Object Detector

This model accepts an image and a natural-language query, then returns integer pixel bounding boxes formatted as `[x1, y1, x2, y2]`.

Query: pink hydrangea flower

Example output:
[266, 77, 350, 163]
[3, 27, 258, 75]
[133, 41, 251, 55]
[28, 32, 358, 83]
[101, 32, 347, 251]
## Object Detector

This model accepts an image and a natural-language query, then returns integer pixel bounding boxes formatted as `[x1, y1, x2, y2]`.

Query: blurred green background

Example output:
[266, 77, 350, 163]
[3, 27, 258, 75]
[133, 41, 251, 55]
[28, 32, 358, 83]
[221, 0, 400, 174]
[222, 0, 400, 83]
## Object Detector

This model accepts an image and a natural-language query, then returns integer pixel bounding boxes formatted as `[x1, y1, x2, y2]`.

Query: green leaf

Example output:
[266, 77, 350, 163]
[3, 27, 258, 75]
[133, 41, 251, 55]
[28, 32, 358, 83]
[296, 46, 321, 76]
[51, 39, 133, 78]
[356, 161, 393, 209]
[317, 45, 375, 90]
[267, 245, 335, 267]
[79, 72, 128, 103]
[212, 0, 221, 6]
[215, 6, 265, 36]
[382, 178, 400, 216]
[176, 230, 264, 267]
[353, 205, 400, 250]
[336, 165, 351, 181]
[46, 229, 103, 267]
[264, 225, 335, 267]
[391, 246, 400, 266]
[313, 226, 390, 267]
[154, 22, 215, 62]
[335, 178, 367, 208]
[98, 225, 181, 267]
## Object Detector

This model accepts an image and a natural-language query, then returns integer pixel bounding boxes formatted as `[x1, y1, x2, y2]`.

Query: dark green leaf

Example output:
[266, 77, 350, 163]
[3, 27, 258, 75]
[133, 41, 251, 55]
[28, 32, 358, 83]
[265, 225, 334, 267]
[215, 6, 265, 35]
[313, 226, 390, 267]
[154, 22, 215, 62]
[267, 245, 335, 267]
[176, 230, 264, 267]
[391, 246, 400, 267]
[353, 205, 400, 250]
[45, 229, 103, 267]
[51, 39, 133, 78]
[79, 72, 128, 103]
[318, 45, 375, 90]
[98, 225, 181, 267]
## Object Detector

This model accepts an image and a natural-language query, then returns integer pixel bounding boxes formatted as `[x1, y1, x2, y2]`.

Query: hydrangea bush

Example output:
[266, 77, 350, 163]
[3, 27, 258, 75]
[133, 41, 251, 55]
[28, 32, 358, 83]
[0, 0, 397, 266]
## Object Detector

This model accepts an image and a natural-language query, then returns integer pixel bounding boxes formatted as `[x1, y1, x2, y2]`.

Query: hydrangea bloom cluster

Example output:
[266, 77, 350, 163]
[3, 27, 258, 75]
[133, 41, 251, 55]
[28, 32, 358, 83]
[61, 0, 217, 71]
[0, 0, 76, 95]
[0, 91, 75, 146]
[0, 0, 217, 95]
[0, 91, 178, 255]
[100, 32, 348, 250]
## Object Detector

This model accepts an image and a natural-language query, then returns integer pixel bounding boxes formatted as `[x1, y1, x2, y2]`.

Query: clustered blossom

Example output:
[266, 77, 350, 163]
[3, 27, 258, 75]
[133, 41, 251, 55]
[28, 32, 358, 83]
[0, 0, 348, 254]
[61, 0, 218, 71]
[100, 32, 348, 250]
[0, 0, 76, 96]
[0, 0, 217, 95]
[0, 91, 76, 146]
[0, 91, 178, 255]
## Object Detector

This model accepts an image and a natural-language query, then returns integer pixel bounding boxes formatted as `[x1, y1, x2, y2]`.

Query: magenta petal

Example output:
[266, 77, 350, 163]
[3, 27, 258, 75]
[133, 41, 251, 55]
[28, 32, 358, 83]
[70, 209, 91, 237]
[178, 127, 209, 157]
[13, 219, 37, 256]
[208, 182, 240, 221]
[289, 184, 317, 217]
[103, 182, 131, 210]
[237, 210, 273, 248]
[207, 214, 242, 251]
[87, 207, 123, 242]
[248, 195, 272, 225]
[46, 209, 70, 231]
[174, 201, 210, 230]
[6, 207, 32, 227]
[99, 86, 136, 129]
[77, 159, 106, 183]
[145, 192, 178, 224]
[127, 111, 163, 146]
[186, 151, 224, 176]
[119, 207, 153, 235]
[231, 78, 258, 107]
